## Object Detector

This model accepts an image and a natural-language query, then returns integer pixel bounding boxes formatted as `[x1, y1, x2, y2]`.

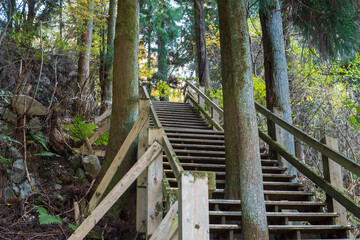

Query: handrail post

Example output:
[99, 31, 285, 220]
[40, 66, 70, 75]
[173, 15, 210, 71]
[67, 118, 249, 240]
[273, 107, 286, 167]
[136, 98, 150, 233]
[198, 86, 206, 109]
[179, 171, 211, 240]
[213, 98, 220, 126]
[146, 127, 164, 237]
[321, 136, 347, 225]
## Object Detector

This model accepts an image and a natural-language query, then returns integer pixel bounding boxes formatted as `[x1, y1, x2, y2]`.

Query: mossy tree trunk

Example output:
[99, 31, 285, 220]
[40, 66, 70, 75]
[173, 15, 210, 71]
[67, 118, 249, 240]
[100, 0, 117, 112]
[75, 0, 94, 114]
[97, 0, 139, 220]
[194, 0, 210, 88]
[259, 0, 296, 176]
[217, 0, 269, 238]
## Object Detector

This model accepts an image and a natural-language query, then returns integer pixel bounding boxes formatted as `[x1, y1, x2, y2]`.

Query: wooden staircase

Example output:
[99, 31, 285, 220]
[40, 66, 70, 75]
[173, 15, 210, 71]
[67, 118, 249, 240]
[152, 101, 354, 240]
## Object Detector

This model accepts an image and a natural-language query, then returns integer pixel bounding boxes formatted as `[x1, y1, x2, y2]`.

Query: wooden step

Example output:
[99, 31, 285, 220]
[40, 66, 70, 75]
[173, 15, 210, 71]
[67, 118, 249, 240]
[157, 118, 206, 124]
[165, 127, 224, 135]
[209, 211, 339, 222]
[209, 224, 353, 232]
[163, 162, 287, 174]
[208, 199, 325, 212]
[171, 143, 225, 150]
[154, 120, 209, 127]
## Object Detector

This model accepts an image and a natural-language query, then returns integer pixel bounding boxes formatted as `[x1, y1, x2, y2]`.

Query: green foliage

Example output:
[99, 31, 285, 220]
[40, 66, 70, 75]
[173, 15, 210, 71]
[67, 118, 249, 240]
[0, 156, 12, 164]
[253, 74, 266, 106]
[209, 89, 223, 108]
[155, 81, 172, 99]
[94, 132, 109, 147]
[29, 132, 50, 151]
[342, 101, 360, 132]
[63, 115, 97, 142]
[34, 205, 62, 225]
[34, 151, 61, 157]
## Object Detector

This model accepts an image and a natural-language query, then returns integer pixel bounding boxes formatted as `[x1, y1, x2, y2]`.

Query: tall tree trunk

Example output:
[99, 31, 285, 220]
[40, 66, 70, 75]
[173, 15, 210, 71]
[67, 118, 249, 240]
[27, 0, 35, 21]
[75, 0, 94, 114]
[60, 0, 63, 39]
[97, 0, 139, 219]
[157, 19, 167, 83]
[193, 0, 210, 88]
[259, 0, 296, 177]
[217, 0, 269, 239]
[101, 0, 116, 112]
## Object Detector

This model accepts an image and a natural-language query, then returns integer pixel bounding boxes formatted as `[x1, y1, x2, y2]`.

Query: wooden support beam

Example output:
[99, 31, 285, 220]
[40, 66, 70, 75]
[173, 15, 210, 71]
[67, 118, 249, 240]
[147, 127, 163, 237]
[179, 171, 210, 240]
[149, 201, 178, 240]
[68, 142, 163, 240]
[322, 136, 347, 225]
[137, 99, 150, 233]
[94, 108, 112, 124]
[87, 110, 149, 214]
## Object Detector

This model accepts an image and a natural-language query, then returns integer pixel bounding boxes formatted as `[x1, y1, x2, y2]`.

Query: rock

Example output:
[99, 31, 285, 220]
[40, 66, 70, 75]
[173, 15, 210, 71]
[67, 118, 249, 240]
[0, 106, 5, 116]
[69, 154, 82, 170]
[19, 180, 33, 199]
[40, 75, 50, 85]
[3, 109, 17, 123]
[10, 159, 26, 183]
[69, 71, 77, 78]
[54, 183, 62, 190]
[4, 187, 17, 201]
[82, 155, 101, 179]
[11, 184, 19, 195]
[58, 74, 67, 83]
[29, 117, 42, 133]
[0, 122, 14, 135]
[10, 146, 22, 159]
[76, 168, 86, 179]
[0, 120, 5, 128]
[12, 95, 47, 116]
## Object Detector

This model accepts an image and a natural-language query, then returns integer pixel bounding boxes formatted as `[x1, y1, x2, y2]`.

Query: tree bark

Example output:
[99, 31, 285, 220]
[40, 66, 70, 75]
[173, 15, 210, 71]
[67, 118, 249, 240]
[75, 0, 94, 114]
[259, 0, 296, 177]
[217, 0, 269, 239]
[101, 0, 116, 112]
[193, 0, 210, 88]
[97, 0, 139, 220]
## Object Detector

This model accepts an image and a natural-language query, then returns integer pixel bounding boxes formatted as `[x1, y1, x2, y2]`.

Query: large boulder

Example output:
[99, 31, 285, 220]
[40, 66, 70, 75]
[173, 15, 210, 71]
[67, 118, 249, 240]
[12, 95, 47, 116]
[82, 155, 101, 179]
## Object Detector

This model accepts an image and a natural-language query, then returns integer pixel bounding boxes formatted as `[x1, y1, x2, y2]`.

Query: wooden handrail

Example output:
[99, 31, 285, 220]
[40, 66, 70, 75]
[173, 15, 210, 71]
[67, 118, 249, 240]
[185, 93, 224, 131]
[184, 80, 360, 178]
[255, 102, 360, 177]
[185, 81, 224, 116]
[183, 80, 360, 218]
[259, 130, 360, 219]
[69, 141, 163, 240]
[140, 86, 184, 179]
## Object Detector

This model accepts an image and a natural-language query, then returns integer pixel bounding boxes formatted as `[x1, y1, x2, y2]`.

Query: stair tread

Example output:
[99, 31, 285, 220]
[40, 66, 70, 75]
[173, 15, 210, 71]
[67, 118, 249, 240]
[209, 224, 353, 230]
[209, 199, 325, 206]
[209, 211, 339, 217]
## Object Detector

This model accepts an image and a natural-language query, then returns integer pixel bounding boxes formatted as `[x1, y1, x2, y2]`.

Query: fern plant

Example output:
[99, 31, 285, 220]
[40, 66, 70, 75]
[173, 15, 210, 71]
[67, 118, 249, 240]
[63, 115, 97, 142]
[34, 205, 62, 225]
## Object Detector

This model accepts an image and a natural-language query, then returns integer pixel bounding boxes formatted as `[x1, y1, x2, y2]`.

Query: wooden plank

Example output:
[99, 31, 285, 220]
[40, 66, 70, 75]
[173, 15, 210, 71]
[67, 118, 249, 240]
[147, 127, 163, 236]
[149, 201, 178, 240]
[255, 102, 360, 177]
[185, 81, 223, 116]
[322, 136, 347, 225]
[137, 99, 150, 233]
[259, 130, 360, 219]
[94, 108, 112, 124]
[68, 142, 163, 240]
[88, 120, 110, 145]
[179, 171, 209, 240]
[187, 93, 223, 131]
[87, 110, 149, 214]
[163, 132, 184, 179]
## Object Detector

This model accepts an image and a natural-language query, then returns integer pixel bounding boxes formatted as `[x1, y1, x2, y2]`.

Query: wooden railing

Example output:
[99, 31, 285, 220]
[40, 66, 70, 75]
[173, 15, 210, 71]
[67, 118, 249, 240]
[184, 80, 360, 220]
[140, 85, 215, 239]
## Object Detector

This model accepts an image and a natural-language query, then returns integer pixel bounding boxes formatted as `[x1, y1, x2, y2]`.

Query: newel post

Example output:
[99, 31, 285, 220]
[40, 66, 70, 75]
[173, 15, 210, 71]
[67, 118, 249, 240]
[146, 127, 164, 237]
[179, 171, 214, 240]
[136, 98, 150, 232]
[321, 136, 347, 225]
